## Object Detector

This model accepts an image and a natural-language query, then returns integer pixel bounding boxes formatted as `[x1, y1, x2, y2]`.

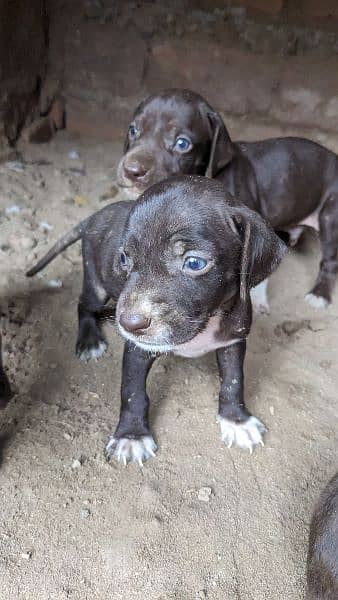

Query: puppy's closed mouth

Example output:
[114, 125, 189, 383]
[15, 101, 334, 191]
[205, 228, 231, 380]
[117, 182, 135, 189]
[117, 323, 175, 354]
[117, 318, 214, 356]
[117, 182, 143, 199]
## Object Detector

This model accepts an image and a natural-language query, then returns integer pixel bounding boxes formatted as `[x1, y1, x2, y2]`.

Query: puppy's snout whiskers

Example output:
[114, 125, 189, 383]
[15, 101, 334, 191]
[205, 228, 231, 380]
[97, 307, 116, 323]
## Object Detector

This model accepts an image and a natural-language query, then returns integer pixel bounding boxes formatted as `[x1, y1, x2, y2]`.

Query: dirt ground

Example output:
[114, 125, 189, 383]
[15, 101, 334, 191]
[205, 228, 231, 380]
[0, 115, 337, 600]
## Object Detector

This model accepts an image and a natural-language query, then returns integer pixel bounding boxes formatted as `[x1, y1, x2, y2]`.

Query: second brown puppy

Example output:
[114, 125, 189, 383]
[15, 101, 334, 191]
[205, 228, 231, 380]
[118, 88, 338, 310]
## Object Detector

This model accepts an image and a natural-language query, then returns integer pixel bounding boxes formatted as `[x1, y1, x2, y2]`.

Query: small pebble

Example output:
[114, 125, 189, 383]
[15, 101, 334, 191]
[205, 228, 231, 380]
[5, 161, 25, 172]
[73, 195, 89, 207]
[269, 406, 275, 416]
[47, 279, 62, 288]
[21, 551, 32, 560]
[64, 432, 73, 441]
[38, 221, 53, 232]
[72, 459, 82, 470]
[80, 508, 91, 519]
[197, 487, 213, 502]
[5, 205, 21, 215]
[68, 150, 80, 160]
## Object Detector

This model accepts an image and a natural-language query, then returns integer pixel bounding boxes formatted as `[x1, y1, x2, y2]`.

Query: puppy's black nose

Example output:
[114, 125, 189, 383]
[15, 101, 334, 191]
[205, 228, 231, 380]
[119, 312, 151, 333]
[123, 160, 148, 181]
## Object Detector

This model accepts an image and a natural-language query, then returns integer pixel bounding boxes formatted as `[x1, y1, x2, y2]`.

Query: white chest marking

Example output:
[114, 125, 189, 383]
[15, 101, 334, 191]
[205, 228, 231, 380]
[173, 315, 240, 358]
[298, 209, 320, 231]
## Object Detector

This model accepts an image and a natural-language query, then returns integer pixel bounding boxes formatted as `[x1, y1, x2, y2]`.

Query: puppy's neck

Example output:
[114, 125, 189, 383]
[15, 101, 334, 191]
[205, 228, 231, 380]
[173, 294, 248, 359]
[173, 312, 240, 358]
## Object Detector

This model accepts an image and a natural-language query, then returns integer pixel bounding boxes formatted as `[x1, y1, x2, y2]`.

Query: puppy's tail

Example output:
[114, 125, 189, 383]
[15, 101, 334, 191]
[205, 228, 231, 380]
[26, 218, 89, 277]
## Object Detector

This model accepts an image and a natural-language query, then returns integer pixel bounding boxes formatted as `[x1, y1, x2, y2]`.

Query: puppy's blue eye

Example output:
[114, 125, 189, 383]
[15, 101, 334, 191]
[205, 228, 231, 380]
[128, 124, 138, 140]
[184, 256, 207, 271]
[174, 136, 192, 153]
[120, 252, 127, 266]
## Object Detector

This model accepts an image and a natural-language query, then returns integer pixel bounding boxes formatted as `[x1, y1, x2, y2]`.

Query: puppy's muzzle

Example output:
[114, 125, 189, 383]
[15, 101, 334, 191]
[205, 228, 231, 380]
[119, 312, 151, 334]
[123, 158, 151, 184]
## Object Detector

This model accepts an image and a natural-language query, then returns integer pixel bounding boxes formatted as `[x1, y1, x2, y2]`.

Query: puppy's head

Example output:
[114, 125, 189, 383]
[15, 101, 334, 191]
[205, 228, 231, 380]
[117, 89, 234, 198]
[115, 176, 286, 352]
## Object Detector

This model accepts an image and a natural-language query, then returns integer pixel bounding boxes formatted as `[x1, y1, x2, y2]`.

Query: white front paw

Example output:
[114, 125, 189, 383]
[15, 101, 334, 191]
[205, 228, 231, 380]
[305, 293, 329, 310]
[217, 415, 266, 453]
[106, 435, 157, 466]
[78, 341, 107, 362]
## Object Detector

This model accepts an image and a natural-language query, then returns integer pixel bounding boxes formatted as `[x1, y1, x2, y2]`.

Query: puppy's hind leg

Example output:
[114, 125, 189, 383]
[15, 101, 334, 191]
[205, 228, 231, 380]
[76, 241, 109, 362]
[306, 193, 338, 309]
[216, 341, 266, 453]
[76, 298, 108, 362]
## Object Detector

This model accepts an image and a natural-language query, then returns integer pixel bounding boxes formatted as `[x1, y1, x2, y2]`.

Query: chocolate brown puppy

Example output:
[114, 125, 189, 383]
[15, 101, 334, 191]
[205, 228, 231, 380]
[118, 89, 338, 310]
[117, 89, 221, 197]
[27, 176, 285, 464]
[307, 472, 338, 600]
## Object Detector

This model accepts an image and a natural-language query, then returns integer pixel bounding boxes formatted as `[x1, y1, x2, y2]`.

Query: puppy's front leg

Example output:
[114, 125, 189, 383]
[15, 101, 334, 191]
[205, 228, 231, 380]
[216, 341, 266, 453]
[106, 342, 157, 466]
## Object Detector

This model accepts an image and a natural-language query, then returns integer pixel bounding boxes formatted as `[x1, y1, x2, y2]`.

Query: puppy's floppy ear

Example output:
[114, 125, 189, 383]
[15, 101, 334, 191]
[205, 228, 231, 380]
[123, 133, 130, 154]
[231, 206, 287, 301]
[205, 111, 234, 178]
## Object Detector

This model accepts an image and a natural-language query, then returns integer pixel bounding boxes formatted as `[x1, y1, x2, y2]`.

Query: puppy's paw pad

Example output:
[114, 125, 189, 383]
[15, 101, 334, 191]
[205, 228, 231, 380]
[305, 293, 329, 310]
[105, 435, 157, 466]
[217, 415, 266, 453]
[77, 340, 107, 362]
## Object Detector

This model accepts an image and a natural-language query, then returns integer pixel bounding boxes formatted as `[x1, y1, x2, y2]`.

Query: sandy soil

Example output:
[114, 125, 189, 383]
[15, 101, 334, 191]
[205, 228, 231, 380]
[0, 116, 337, 599]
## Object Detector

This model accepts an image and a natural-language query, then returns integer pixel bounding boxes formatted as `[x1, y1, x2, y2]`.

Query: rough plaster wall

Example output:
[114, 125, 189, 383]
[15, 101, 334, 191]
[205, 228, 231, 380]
[48, 1, 338, 140]
[1, 1, 338, 147]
